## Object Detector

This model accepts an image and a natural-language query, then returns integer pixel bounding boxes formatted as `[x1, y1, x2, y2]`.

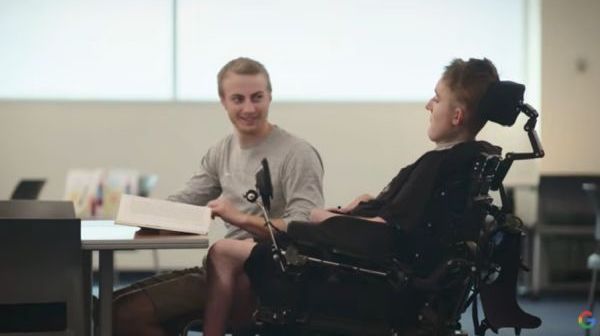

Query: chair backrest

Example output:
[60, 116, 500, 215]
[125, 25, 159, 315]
[0, 201, 87, 335]
[10, 179, 46, 200]
[0, 200, 75, 218]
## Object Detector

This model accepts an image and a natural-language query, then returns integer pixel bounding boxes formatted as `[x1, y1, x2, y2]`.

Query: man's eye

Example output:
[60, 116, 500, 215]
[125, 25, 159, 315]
[252, 95, 263, 102]
[232, 97, 242, 103]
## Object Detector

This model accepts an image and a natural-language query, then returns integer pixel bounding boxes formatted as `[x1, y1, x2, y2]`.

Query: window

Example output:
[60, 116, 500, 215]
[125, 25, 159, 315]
[0, 0, 526, 101]
[177, 0, 525, 101]
[0, 0, 172, 100]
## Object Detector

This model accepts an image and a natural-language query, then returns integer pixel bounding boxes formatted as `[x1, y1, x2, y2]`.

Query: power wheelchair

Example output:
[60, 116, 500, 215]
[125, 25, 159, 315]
[239, 81, 544, 336]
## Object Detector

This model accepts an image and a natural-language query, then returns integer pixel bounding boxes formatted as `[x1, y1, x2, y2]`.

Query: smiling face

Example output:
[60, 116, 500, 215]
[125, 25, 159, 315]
[425, 79, 467, 146]
[220, 72, 272, 141]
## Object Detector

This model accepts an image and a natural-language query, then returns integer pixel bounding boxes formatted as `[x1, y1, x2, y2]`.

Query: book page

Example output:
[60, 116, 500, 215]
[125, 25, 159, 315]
[116, 195, 211, 235]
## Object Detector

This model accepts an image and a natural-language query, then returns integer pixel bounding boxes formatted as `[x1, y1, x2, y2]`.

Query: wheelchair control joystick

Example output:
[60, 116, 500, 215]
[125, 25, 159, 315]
[245, 158, 287, 272]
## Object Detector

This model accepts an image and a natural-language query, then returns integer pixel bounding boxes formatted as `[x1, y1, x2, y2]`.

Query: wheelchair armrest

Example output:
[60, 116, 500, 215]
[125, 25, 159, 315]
[282, 242, 361, 265]
[287, 217, 400, 262]
[284, 237, 384, 266]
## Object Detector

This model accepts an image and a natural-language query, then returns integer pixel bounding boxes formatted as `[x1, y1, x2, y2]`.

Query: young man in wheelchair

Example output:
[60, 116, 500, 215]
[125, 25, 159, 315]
[202, 57, 504, 336]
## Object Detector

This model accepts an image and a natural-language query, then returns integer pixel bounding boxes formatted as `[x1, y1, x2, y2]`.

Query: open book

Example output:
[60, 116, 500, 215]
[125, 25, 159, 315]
[115, 195, 211, 235]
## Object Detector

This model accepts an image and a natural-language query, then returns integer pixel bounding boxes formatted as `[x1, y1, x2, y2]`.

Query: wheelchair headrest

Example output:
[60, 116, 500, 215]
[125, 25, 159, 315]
[478, 81, 525, 127]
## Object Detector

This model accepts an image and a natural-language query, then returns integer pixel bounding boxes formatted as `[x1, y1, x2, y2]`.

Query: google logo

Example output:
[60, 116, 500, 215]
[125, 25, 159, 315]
[579, 310, 597, 329]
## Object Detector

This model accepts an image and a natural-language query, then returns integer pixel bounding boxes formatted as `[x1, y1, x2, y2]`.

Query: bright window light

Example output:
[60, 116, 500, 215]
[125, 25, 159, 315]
[0, 0, 525, 101]
[0, 0, 172, 100]
[177, 0, 525, 101]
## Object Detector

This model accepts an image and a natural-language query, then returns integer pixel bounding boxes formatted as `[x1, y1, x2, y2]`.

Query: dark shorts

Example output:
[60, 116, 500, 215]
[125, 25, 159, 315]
[114, 266, 207, 322]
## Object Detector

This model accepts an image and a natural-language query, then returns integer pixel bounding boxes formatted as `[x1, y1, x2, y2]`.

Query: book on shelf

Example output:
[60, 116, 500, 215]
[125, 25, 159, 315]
[116, 194, 211, 235]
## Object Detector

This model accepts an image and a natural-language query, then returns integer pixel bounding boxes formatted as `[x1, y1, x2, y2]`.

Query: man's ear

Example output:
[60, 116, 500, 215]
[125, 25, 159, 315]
[452, 106, 466, 126]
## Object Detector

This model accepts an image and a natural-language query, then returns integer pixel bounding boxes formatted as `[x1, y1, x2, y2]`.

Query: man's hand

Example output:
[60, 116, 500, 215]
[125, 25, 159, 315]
[207, 196, 287, 238]
[338, 193, 374, 213]
[207, 197, 247, 227]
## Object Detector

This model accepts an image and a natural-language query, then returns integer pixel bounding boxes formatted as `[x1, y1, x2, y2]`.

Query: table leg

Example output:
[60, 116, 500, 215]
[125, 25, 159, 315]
[531, 231, 542, 297]
[82, 250, 93, 336]
[98, 250, 114, 336]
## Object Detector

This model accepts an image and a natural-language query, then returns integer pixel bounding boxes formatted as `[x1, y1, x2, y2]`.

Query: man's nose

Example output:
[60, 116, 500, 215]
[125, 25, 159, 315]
[242, 100, 256, 112]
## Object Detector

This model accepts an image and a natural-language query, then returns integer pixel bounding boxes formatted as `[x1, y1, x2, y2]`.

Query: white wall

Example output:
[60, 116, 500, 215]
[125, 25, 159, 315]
[540, 0, 600, 174]
[0, 100, 535, 269]
[0, 100, 536, 203]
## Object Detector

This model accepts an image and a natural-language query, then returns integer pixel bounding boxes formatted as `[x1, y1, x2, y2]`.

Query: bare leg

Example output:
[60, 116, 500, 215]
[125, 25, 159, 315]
[229, 271, 257, 330]
[203, 239, 256, 336]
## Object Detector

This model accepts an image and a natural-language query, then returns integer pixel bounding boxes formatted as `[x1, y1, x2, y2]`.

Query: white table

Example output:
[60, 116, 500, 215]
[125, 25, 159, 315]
[81, 220, 209, 336]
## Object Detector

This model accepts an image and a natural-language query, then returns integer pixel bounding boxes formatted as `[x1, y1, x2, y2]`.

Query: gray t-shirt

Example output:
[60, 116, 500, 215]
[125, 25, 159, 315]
[167, 126, 324, 240]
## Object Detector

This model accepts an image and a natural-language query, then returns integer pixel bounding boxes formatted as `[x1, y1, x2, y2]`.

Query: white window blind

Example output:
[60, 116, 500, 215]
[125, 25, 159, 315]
[177, 0, 525, 101]
[0, 0, 525, 101]
[0, 0, 172, 100]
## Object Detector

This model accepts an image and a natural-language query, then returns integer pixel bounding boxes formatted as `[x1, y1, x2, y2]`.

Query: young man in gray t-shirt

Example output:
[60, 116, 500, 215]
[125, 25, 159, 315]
[112, 57, 324, 336]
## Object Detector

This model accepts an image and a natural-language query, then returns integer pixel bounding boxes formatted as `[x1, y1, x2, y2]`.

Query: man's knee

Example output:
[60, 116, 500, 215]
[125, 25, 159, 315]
[207, 239, 229, 263]
[207, 240, 237, 271]
[207, 239, 255, 268]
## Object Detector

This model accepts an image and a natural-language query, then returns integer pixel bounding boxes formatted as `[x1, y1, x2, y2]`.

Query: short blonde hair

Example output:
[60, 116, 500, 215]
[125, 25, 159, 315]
[442, 58, 499, 134]
[217, 57, 272, 98]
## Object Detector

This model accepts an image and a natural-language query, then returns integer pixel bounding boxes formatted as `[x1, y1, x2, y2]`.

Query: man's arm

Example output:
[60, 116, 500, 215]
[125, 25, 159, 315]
[207, 197, 286, 239]
[278, 142, 325, 228]
[167, 149, 222, 206]
[335, 193, 374, 213]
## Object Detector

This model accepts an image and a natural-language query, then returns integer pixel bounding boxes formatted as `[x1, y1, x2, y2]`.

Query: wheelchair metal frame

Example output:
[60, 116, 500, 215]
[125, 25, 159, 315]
[241, 82, 544, 336]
